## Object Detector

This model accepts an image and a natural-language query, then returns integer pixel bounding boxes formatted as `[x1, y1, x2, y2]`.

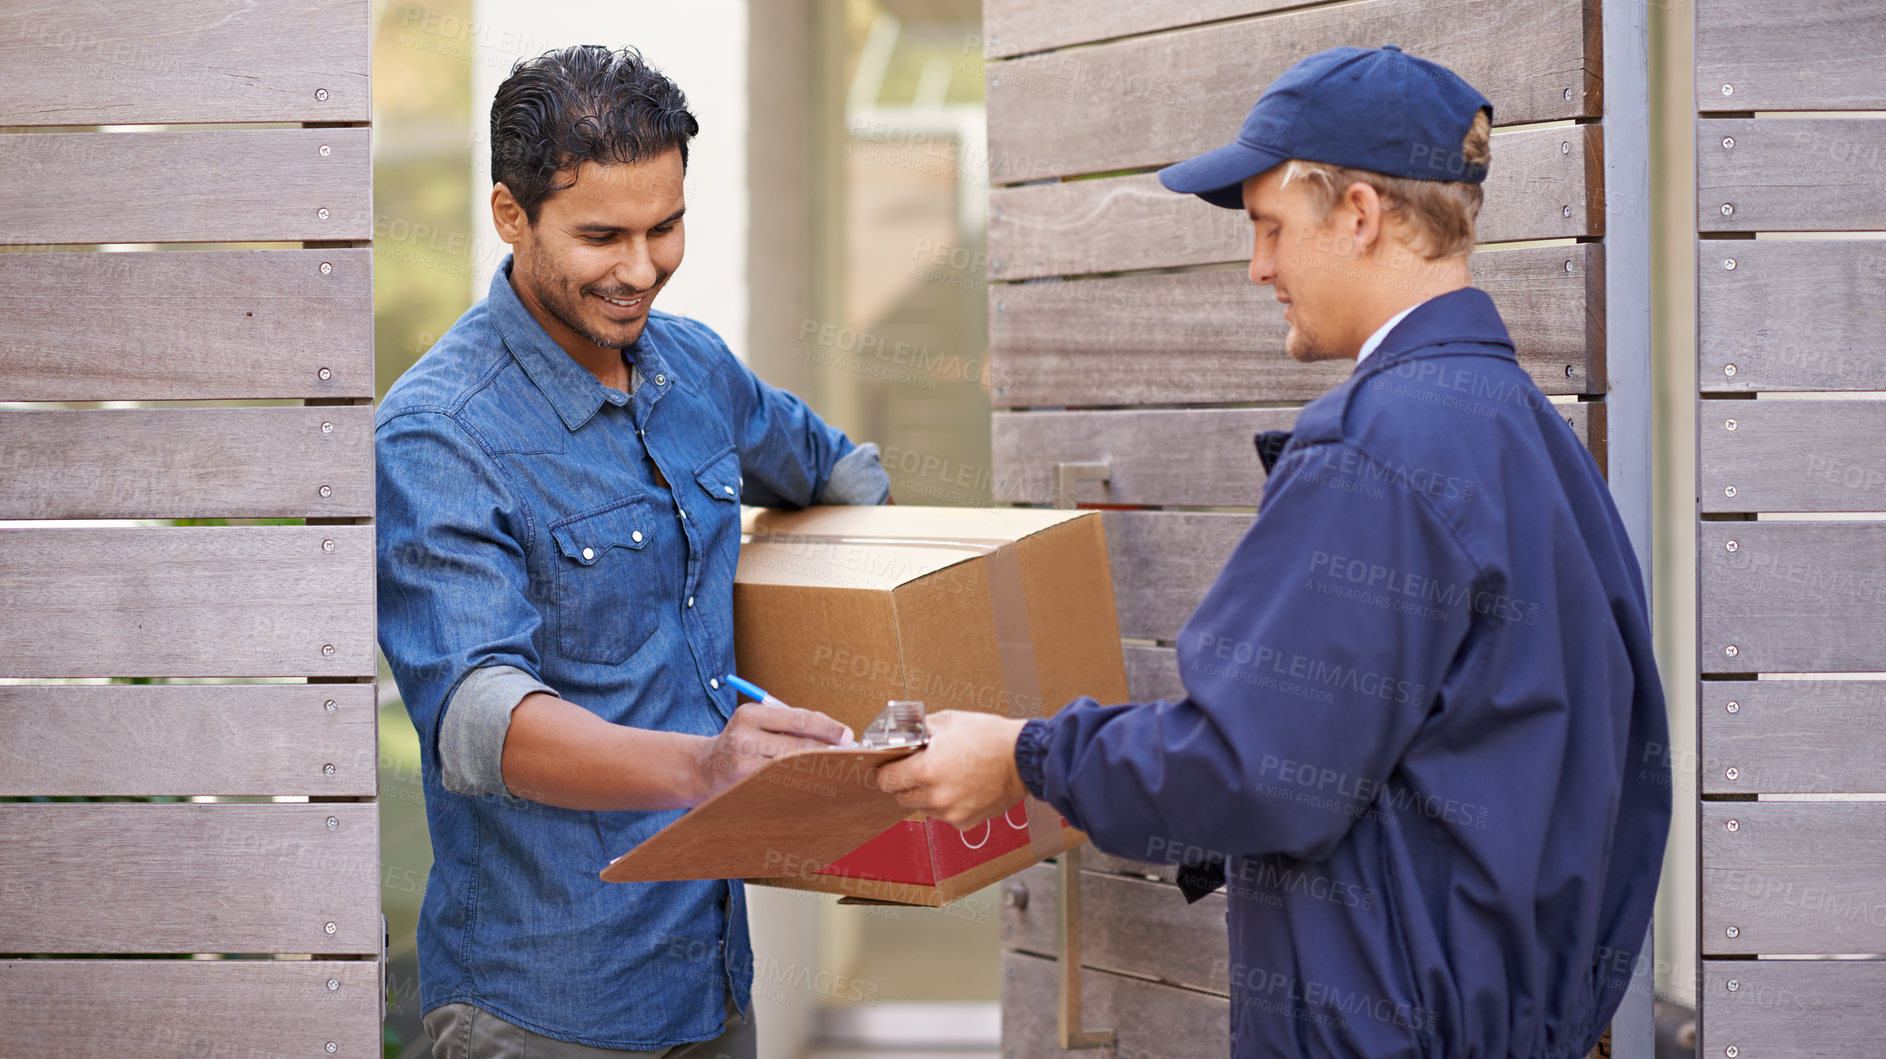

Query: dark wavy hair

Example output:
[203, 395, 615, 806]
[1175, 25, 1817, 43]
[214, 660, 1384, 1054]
[489, 45, 700, 223]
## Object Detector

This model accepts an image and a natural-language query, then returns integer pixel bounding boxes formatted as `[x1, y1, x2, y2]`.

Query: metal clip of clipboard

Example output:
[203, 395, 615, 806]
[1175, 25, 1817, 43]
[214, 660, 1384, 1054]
[1051, 462, 1118, 1051]
[858, 699, 929, 750]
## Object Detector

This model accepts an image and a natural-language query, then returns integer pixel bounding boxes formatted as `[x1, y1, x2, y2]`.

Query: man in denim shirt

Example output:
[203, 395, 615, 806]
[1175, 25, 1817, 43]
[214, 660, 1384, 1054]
[376, 46, 887, 1057]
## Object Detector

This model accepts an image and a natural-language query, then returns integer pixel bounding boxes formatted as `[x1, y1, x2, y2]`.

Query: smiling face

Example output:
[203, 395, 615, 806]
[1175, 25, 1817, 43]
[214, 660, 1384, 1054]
[1243, 165, 1368, 363]
[492, 148, 686, 359]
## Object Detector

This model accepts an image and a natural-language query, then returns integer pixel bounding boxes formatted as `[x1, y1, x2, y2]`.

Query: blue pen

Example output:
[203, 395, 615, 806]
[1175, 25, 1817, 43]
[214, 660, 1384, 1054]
[726, 673, 858, 747]
[724, 673, 788, 708]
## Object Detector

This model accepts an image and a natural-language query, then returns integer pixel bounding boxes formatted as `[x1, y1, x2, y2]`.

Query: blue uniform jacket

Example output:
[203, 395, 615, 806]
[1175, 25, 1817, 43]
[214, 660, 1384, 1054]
[1014, 287, 1671, 1058]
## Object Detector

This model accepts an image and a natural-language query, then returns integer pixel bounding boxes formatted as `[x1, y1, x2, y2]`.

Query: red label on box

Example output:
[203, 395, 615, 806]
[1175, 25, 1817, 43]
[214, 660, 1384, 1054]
[818, 819, 935, 886]
[927, 800, 1035, 879]
[817, 801, 1062, 895]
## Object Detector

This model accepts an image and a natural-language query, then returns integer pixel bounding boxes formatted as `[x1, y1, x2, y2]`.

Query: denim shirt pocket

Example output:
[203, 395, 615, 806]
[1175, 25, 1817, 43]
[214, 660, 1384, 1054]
[693, 446, 743, 506]
[549, 494, 660, 665]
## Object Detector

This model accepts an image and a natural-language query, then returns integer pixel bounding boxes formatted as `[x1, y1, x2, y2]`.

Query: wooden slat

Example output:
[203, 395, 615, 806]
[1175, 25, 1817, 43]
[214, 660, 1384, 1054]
[984, 0, 1300, 59]
[0, 248, 373, 401]
[1125, 644, 1184, 703]
[1699, 118, 1886, 233]
[0, 802, 380, 954]
[0, 128, 370, 245]
[1003, 861, 1229, 994]
[1702, 961, 1886, 1059]
[1699, 522, 1886, 674]
[0, 0, 369, 126]
[0, 684, 377, 797]
[985, 0, 1597, 182]
[0, 959, 381, 1058]
[0, 407, 373, 520]
[1701, 801, 1886, 955]
[989, 126, 1604, 280]
[1086, 846, 1181, 883]
[997, 401, 1599, 506]
[1700, 680, 1886, 796]
[1697, 239, 1886, 393]
[1697, 0, 1886, 112]
[1003, 950, 1230, 1058]
[1701, 401, 1886, 513]
[997, 409, 1292, 506]
[1103, 511, 1249, 642]
[1583, 400, 1609, 481]
[0, 526, 375, 678]
[989, 243, 1605, 406]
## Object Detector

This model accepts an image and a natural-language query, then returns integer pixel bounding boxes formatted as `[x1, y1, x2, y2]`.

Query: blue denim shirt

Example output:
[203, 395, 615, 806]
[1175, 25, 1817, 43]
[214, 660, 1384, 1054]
[376, 256, 887, 1049]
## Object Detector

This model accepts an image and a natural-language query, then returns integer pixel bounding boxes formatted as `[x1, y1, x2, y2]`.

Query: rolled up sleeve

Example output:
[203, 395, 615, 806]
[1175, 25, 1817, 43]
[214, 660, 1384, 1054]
[376, 409, 551, 800]
[819, 441, 891, 505]
[438, 664, 556, 797]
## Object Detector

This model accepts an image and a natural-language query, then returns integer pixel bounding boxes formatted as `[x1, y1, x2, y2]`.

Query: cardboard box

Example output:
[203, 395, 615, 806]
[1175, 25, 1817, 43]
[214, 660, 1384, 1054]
[599, 505, 1130, 905]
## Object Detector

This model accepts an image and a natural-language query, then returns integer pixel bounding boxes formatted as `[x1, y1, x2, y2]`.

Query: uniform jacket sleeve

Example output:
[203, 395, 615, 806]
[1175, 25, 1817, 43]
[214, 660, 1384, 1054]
[376, 409, 552, 799]
[1018, 440, 1483, 864]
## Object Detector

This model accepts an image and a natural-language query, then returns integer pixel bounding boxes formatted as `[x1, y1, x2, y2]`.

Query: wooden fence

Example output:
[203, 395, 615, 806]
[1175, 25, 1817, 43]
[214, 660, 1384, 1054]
[1694, 3, 1886, 1056]
[981, 0, 1631, 1052]
[0, 1, 381, 1054]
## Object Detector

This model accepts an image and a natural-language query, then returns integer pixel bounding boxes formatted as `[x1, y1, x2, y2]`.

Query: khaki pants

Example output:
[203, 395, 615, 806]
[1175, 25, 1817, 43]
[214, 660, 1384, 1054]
[423, 995, 755, 1059]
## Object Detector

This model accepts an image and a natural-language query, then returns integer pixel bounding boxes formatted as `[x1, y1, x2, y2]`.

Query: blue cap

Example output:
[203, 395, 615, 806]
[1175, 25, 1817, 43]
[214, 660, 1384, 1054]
[1158, 45, 1492, 210]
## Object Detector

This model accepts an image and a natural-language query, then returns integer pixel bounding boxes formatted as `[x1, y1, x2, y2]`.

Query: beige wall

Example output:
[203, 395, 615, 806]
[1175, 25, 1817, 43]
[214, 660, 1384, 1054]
[1651, 0, 1698, 1012]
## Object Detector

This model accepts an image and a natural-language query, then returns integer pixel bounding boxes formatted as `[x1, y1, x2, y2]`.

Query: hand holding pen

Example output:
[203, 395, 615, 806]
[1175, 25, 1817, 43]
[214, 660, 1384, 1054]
[690, 674, 857, 802]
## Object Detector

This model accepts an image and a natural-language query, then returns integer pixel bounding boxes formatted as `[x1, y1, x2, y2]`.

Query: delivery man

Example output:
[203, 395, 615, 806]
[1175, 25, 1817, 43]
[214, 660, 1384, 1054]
[879, 45, 1671, 1058]
[376, 45, 875, 1057]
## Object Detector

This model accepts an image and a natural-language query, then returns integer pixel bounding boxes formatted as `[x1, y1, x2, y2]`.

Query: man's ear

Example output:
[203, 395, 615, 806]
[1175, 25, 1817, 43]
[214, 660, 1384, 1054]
[1341, 180, 1384, 256]
[491, 183, 526, 245]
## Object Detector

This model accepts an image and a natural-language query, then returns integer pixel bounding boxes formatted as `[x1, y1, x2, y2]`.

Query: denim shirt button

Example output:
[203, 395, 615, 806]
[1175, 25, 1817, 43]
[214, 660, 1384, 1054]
[709, 678, 720, 690]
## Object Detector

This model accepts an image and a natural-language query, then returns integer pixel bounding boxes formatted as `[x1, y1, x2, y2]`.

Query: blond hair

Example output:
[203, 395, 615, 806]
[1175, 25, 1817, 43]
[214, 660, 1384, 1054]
[1279, 108, 1491, 260]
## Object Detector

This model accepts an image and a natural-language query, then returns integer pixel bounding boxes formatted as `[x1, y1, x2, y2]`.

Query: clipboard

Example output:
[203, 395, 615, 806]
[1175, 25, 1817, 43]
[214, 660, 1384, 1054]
[599, 744, 924, 884]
